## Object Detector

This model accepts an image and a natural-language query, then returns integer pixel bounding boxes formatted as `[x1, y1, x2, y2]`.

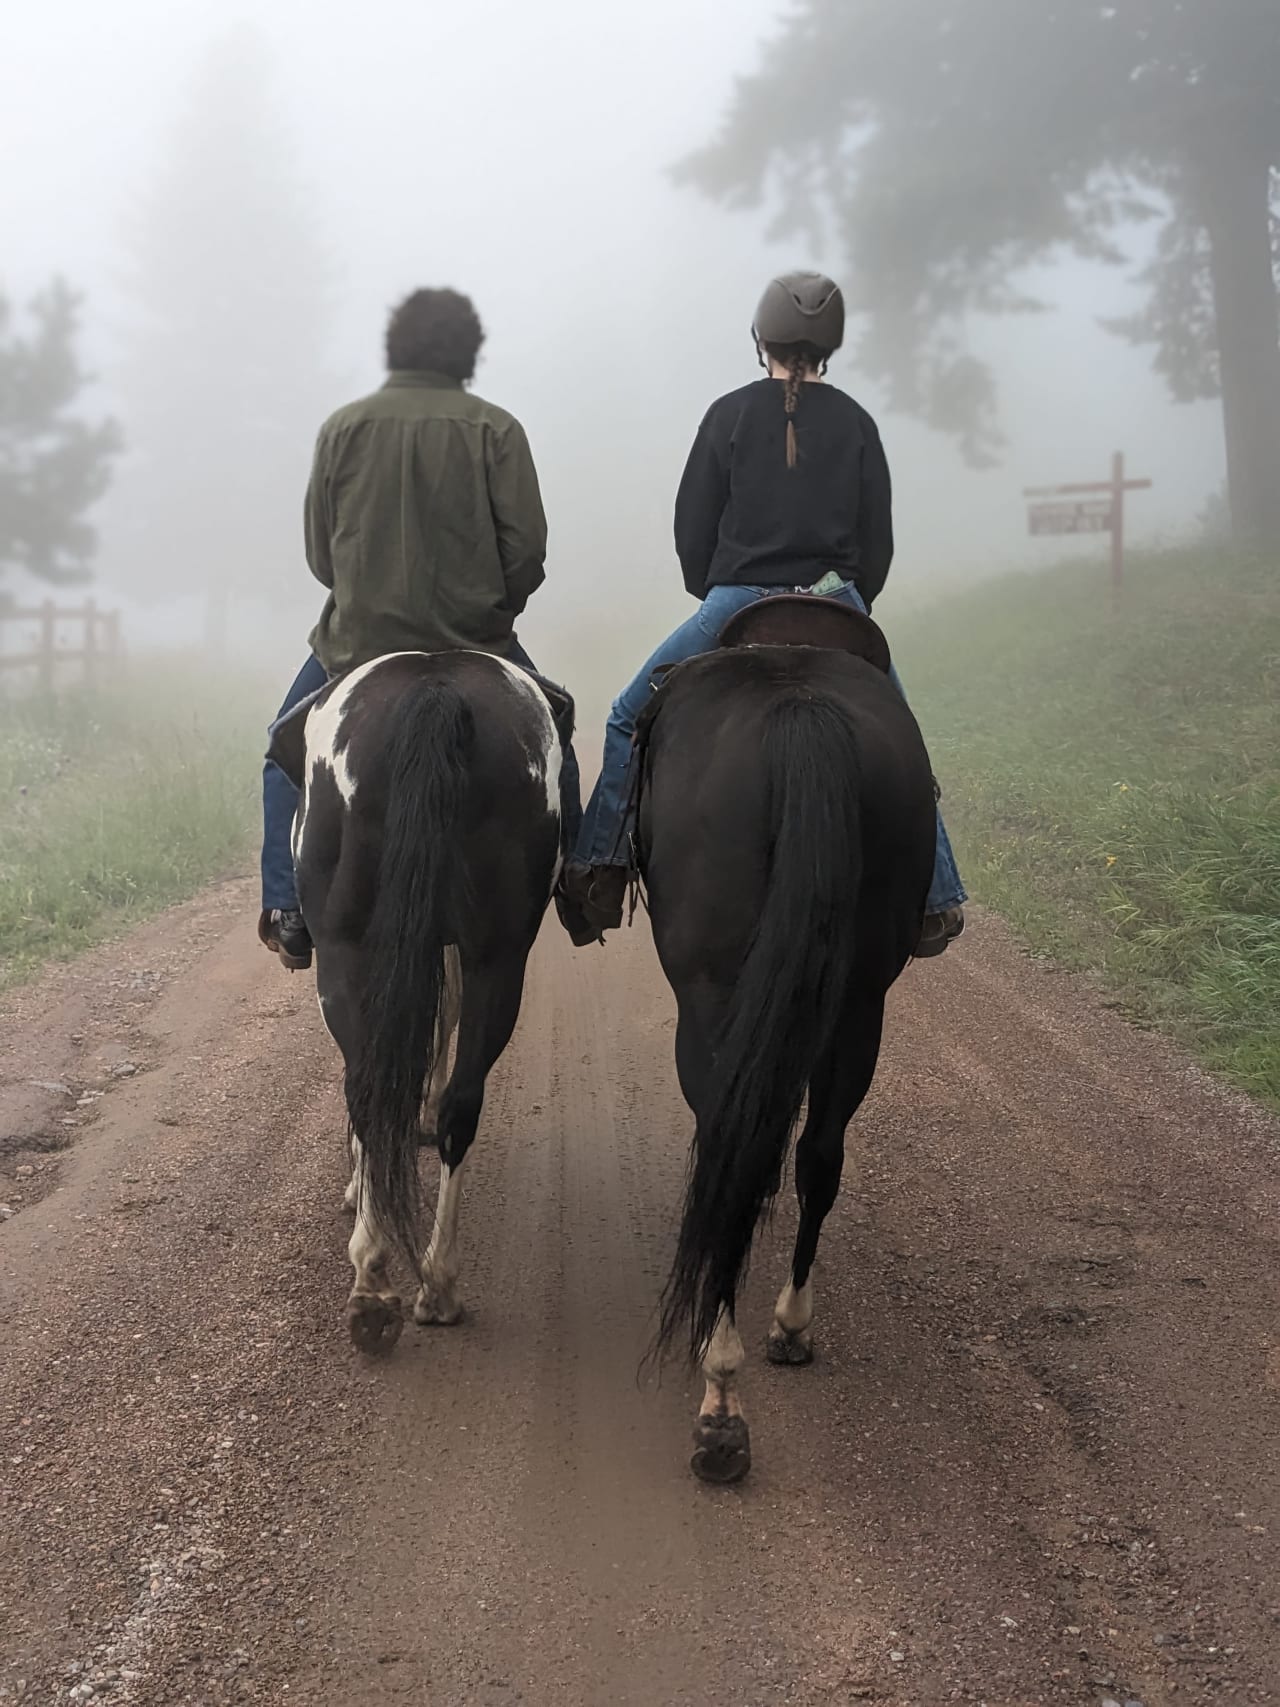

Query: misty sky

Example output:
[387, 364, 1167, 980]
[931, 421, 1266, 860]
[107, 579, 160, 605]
[3, 0, 1225, 687]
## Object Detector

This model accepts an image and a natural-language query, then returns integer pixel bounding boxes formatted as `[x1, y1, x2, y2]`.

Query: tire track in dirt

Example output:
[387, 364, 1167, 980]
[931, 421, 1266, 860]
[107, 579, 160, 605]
[2, 891, 1279, 1705]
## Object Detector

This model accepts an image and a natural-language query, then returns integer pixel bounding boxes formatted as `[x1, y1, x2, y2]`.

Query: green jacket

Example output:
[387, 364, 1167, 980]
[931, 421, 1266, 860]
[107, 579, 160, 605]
[305, 371, 547, 676]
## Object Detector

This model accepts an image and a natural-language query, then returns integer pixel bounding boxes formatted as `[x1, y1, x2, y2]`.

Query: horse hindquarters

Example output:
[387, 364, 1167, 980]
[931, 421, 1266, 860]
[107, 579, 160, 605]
[652, 691, 868, 1481]
[298, 653, 563, 1355]
[340, 677, 475, 1353]
[766, 994, 886, 1367]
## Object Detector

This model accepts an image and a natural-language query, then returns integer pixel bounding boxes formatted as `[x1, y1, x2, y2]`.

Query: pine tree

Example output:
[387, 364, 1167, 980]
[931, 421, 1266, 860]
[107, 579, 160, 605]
[111, 25, 337, 650]
[681, 0, 1280, 546]
[0, 280, 121, 586]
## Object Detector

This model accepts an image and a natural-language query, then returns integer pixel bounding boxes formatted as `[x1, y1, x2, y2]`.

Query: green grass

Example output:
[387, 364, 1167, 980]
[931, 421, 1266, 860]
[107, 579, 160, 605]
[896, 546, 1280, 1106]
[0, 665, 266, 985]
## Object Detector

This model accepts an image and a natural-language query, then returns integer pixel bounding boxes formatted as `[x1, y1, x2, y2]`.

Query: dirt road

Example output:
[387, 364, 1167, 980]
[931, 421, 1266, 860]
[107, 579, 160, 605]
[2, 881, 1279, 1706]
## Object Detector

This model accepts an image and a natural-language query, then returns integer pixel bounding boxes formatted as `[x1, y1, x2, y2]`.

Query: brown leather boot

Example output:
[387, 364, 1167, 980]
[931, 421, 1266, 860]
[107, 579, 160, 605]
[258, 908, 314, 971]
[559, 863, 628, 944]
[914, 906, 965, 959]
[553, 883, 601, 948]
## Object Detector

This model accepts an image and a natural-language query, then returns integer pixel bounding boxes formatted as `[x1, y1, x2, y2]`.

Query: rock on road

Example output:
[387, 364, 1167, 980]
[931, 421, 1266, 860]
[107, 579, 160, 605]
[2, 877, 1279, 1706]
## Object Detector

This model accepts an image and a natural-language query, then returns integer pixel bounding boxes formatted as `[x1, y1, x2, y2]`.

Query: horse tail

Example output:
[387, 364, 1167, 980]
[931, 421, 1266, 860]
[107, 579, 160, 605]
[656, 689, 863, 1365]
[344, 676, 473, 1268]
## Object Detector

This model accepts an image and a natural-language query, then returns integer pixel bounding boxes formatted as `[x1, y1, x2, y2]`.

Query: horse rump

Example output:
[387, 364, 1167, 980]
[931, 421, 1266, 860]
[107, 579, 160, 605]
[343, 675, 474, 1270]
[651, 684, 865, 1365]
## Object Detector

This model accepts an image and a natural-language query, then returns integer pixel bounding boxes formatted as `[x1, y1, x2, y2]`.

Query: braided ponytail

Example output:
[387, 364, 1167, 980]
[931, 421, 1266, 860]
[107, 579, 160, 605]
[782, 350, 806, 469]
[762, 339, 829, 469]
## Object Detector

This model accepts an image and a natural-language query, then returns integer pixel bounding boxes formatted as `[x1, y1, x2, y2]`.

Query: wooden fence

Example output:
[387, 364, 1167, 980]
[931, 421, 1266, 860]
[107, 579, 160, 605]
[0, 600, 123, 692]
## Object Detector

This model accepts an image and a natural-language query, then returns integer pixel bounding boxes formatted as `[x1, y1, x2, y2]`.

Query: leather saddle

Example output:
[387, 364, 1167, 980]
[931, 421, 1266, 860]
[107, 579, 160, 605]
[717, 593, 892, 674]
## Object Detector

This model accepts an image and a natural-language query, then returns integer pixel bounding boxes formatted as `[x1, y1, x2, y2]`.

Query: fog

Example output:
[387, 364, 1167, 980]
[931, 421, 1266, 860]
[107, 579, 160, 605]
[3, 0, 1226, 720]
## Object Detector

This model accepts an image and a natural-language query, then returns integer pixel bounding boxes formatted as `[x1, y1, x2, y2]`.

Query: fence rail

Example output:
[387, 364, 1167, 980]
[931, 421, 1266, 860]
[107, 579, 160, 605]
[0, 599, 123, 691]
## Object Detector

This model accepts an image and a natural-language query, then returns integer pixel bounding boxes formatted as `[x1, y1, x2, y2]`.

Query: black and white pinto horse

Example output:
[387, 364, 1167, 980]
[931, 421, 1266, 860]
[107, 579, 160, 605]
[636, 597, 937, 1483]
[267, 650, 567, 1353]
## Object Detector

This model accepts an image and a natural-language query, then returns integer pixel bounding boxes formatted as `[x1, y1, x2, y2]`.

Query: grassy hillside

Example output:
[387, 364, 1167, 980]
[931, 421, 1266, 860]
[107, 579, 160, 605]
[896, 547, 1280, 1105]
[0, 666, 265, 985]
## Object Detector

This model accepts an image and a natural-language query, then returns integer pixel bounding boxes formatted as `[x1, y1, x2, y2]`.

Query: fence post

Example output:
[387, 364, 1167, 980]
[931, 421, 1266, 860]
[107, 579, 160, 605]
[83, 598, 98, 687]
[1110, 450, 1125, 605]
[39, 601, 56, 694]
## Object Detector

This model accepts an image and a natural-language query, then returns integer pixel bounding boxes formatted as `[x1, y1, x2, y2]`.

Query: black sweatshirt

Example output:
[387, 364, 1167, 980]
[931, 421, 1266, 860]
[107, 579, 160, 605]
[673, 378, 894, 608]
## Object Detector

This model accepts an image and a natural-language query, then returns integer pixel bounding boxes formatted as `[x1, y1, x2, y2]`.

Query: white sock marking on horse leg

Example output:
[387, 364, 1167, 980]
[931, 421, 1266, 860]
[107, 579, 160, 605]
[699, 1309, 746, 1421]
[773, 1279, 815, 1336]
[343, 1135, 362, 1211]
[347, 1154, 391, 1299]
[415, 1159, 467, 1324]
[422, 948, 463, 1135]
[422, 1075, 446, 1140]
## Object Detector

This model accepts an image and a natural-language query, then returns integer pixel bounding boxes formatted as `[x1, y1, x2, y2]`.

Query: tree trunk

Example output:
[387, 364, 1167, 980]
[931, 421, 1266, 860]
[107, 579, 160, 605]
[1200, 151, 1280, 549]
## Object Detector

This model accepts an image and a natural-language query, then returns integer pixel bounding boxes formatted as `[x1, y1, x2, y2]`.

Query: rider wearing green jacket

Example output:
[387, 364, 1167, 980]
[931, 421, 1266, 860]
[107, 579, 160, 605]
[260, 288, 583, 969]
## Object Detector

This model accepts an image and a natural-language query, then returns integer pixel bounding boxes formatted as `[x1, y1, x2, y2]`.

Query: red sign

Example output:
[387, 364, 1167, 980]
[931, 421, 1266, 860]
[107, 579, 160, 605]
[1028, 498, 1114, 536]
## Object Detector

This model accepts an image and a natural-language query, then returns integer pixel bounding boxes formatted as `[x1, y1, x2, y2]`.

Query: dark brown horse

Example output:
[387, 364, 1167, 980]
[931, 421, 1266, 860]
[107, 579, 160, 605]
[637, 599, 936, 1482]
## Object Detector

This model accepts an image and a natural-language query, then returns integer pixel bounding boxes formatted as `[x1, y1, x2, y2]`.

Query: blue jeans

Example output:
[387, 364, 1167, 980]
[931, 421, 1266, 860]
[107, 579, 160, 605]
[260, 645, 583, 912]
[573, 583, 967, 915]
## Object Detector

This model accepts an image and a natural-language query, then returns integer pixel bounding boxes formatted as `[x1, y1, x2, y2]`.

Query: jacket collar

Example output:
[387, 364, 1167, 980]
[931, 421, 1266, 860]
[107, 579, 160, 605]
[383, 370, 464, 391]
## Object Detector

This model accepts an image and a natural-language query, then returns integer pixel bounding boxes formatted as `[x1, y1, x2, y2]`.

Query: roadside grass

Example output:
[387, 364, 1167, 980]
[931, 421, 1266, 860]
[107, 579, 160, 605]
[0, 664, 266, 986]
[896, 547, 1280, 1106]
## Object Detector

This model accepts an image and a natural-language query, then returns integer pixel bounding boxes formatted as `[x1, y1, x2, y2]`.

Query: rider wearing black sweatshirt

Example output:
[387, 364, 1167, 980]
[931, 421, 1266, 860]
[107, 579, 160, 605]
[673, 378, 894, 607]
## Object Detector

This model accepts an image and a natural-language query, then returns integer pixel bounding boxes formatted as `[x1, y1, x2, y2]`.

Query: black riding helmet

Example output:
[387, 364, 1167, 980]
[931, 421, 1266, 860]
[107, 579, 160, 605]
[752, 271, 845, 356]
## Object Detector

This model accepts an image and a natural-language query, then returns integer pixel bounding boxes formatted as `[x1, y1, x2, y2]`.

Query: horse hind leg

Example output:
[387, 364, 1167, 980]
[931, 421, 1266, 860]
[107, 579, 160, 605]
[766, 1108, 834, 1367]
[343, 1135, 361, 1211]
[415, 1158, 467, 1326]
[692, 1307, 751, 1484]
[346, 1155, 404, 1354]
[420, 946, 463, 1142]
[318, 978, 364, 1216]
[767, 1002, 883, 1368]
[415, 951, 527, 1328]
[671, 991, 751, 1483]
[319, 954, 404, 1351]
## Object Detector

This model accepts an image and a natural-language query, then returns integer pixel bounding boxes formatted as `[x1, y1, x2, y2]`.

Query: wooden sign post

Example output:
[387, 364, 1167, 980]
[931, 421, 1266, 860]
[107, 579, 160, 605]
[1024, 452, 1152, 597]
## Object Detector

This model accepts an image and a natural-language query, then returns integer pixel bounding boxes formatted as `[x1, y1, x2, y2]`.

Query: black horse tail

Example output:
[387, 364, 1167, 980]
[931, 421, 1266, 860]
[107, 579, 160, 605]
[657, 690, 864, 1365]
[344, 677, 473, 1268]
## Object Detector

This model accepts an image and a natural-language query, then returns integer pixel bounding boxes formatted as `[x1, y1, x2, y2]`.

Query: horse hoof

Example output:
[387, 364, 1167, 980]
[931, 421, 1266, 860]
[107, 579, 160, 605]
[413, 1287, 464, 1327]
[690, 1414, 751, 1485]
[346, 1291, 403, 1355]
[766, 1326, 814, 1366]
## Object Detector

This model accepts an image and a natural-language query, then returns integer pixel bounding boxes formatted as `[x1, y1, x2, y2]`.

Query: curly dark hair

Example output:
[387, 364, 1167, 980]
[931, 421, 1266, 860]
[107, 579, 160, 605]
[384, 288, 485, 380]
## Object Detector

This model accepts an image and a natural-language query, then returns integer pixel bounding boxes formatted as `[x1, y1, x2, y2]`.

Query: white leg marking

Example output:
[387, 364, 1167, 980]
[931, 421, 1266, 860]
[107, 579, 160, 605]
[346, 1153, 392, 1298]
[414, 946, 464, 1324]
[422, 948, 463, 1136]
[774, 1279, 814, 1335]
[768, 1276, 817, 1364]
[345, 1149, 404, 1351]
[415, 1159, 467, 1325]
[699, 1309, 746, 1420]
[343, 1135, 362, 1212]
